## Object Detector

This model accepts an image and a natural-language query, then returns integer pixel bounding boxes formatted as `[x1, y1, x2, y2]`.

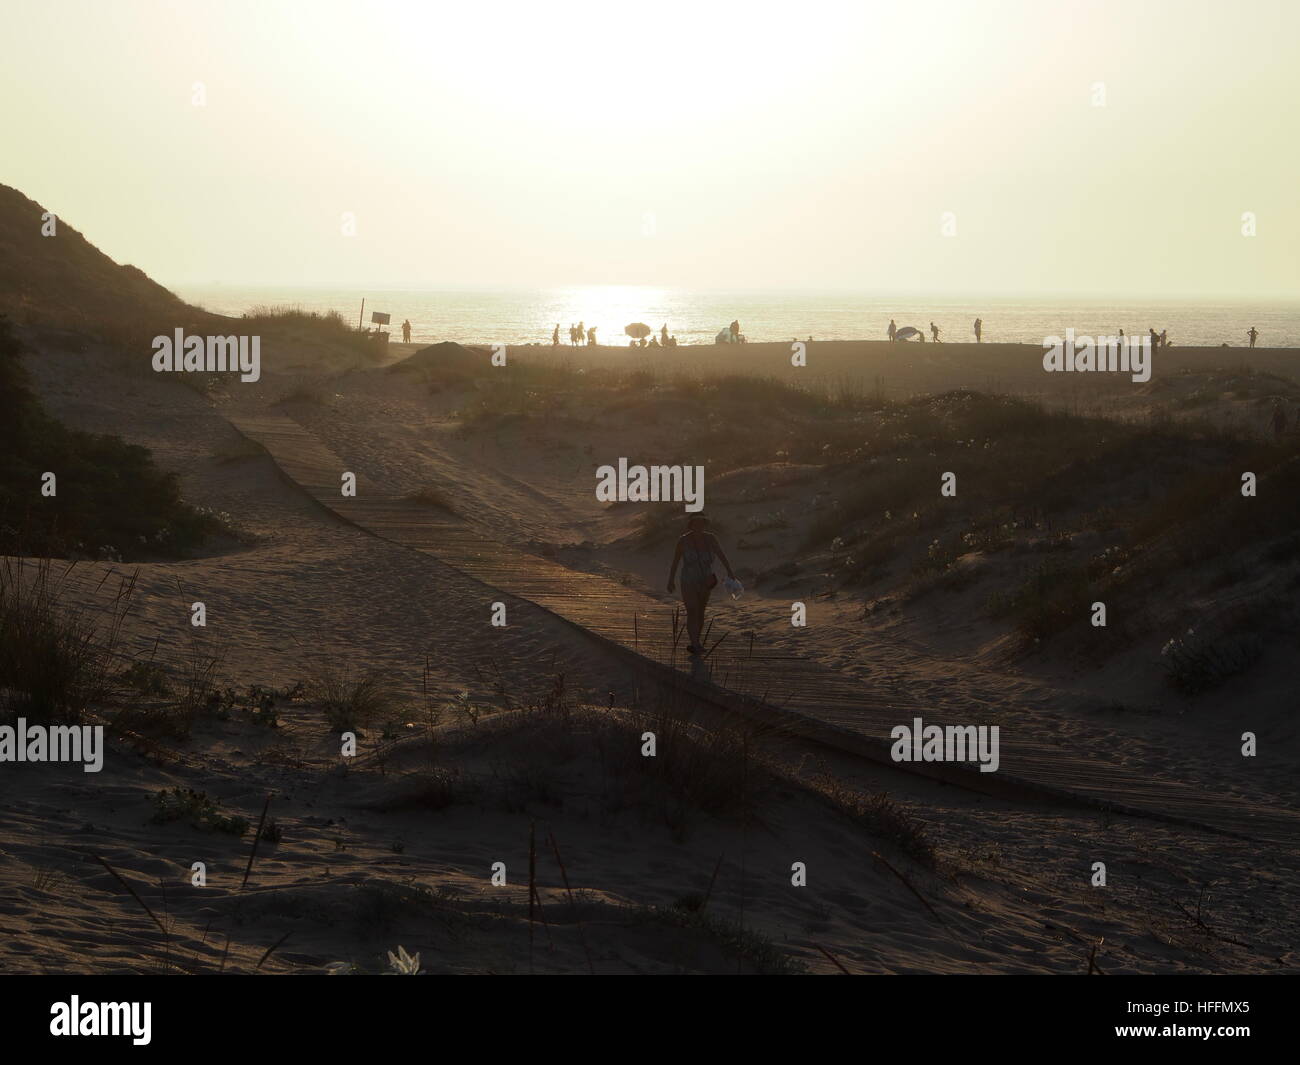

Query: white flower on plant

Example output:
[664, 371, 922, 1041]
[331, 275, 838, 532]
[387, 945, 421, 974]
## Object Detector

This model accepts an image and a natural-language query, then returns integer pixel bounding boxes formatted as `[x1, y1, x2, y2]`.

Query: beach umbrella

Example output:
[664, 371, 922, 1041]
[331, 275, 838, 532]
[624, 322, 651, 339]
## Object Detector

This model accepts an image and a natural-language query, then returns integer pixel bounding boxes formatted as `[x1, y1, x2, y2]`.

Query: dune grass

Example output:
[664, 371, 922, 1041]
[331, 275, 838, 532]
[309, 664, 402, 732]
[241, 304, 377, 359]
[0, 556, 135, 725]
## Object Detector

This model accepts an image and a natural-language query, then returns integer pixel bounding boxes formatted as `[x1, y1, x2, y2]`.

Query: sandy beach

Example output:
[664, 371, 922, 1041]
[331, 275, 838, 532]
[4, 315, 1297, 975]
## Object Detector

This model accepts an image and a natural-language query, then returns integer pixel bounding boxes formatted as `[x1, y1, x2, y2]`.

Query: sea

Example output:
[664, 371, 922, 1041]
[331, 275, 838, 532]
[173, 285, 1300, 350]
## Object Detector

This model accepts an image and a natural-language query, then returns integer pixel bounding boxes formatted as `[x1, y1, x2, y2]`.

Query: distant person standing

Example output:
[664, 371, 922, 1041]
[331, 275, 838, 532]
[973, 317, 982, 343]
[401, 319, 411, 344]
[587, 325, 597, 346]
[930, 321, 941, 343]
[578, 321, 586, 346]
[729, 319, 740, 343]
[1149, 328, 1159, 350]
[888, 319, 897, 342]
[661, 323, 669, 345]
[569, 323, 578, 346]
[1159, 329, 1168, 349]
[1248, 326, 1259, 349]
[552, 323, 560, 347]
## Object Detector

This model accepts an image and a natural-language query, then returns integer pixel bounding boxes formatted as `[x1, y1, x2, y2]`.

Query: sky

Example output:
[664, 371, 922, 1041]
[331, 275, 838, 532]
[3, 0, 1298, 298]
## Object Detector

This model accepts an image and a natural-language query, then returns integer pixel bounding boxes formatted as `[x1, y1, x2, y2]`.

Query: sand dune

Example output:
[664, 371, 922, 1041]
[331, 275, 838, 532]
[3, 326, 1297, 974]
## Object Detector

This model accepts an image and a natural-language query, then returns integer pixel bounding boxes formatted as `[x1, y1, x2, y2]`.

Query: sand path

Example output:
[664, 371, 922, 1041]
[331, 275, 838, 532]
[220, 403, 1300, 845]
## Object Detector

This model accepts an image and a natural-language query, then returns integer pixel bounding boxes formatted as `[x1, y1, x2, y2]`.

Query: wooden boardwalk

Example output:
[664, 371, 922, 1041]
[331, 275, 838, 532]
[226, 408, 1300, 844]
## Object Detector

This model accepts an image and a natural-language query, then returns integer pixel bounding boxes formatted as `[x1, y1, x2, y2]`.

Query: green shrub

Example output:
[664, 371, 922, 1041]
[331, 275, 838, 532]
[0, 315, 224, 559]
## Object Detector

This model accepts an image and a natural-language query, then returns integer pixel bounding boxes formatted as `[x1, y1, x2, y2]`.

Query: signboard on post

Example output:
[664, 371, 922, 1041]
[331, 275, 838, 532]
[370, 312, 391, 326]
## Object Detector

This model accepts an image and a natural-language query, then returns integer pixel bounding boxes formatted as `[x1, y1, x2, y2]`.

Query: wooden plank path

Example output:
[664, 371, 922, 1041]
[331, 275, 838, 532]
[226, 408, 1300, 844]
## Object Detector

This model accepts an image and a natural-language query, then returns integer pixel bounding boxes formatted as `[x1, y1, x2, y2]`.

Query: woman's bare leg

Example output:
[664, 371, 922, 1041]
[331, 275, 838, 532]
[699, 586, 713, 648]
[682, 585, 703, 649]
[682, 584, 712, 650]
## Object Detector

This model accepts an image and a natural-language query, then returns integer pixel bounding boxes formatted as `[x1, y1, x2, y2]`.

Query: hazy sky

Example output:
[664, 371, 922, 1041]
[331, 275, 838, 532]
[5, 0, 1298, 297]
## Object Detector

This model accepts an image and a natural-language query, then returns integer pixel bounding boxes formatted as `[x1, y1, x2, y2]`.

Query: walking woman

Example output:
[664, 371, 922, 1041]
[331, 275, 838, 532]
[667, 515, 736, 655]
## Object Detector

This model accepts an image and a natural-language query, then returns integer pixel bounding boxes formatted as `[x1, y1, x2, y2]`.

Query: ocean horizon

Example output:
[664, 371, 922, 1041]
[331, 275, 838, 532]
[174, 284, 1300, 350]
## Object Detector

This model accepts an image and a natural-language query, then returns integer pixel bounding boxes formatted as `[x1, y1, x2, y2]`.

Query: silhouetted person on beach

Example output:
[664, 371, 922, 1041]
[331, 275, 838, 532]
[1150, 328, 1159, 350]
[587, 326, 597, 346]
[569, 324, 578, 346]
[667, 515, 737, 656]
[649, 335, 660, 348]
[661, 323, 669, 345]
[578, 321, 586, 346]
[973, 318, 982, 343]
[888, 319, 897, 342]
[552, 324, 560, 346]
[1159, 329, 1168, 348]
[1248, 326, 1259, 348]
[930, 322, 941, 343]
[729, 319, 740, 343]
[401, 319, 411, 343]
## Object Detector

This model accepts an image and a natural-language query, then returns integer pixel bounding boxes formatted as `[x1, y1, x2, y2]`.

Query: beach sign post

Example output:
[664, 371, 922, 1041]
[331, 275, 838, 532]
[370, 310, 391, 350]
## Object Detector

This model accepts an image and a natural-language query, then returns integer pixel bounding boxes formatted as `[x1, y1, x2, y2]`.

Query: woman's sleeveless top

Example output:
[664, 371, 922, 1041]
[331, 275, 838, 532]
[680, 536, 714, 585]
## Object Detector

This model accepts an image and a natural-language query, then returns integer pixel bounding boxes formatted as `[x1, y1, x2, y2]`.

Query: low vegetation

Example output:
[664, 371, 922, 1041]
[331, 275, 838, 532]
[0, 556, 134, 725]
[241, 304, 378, 360]
[0, 315, 225, 559]
[309, 664, 402, 732]
[151, 787, 249, 835]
